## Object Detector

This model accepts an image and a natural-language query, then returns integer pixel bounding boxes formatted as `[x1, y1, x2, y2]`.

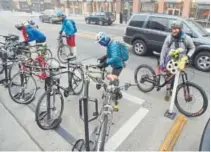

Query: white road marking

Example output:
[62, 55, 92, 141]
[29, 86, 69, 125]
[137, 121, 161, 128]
[105, 107, 149, 151]
[122, 91, 145, 105]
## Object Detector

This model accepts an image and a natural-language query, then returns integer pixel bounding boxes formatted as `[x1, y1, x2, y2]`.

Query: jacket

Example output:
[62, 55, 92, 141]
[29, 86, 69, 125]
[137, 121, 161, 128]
[25, 26, 46, 43]
[106, 41, 125, 68]
[160, 31, 195, 66]
[61, 18, 75, 37]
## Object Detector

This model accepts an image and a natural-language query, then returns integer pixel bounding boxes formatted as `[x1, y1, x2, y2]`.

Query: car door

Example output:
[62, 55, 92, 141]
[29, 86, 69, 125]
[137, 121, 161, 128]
[89, 12, 96, 22]
[144, 16, 169, 52]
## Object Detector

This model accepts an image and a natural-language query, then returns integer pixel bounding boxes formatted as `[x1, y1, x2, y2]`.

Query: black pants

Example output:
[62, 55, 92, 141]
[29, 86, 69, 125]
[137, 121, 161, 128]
[110, 67, 123, 86]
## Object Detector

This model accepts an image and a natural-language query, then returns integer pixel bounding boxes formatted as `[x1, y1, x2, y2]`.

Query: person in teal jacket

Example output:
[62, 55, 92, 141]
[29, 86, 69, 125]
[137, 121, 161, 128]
[96, 32, 125, 100]
[56, 10, 77, 58]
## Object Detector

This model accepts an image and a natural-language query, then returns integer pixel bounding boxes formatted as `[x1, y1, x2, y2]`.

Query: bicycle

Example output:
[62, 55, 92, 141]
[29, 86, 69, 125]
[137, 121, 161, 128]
[72, 65, 136, 151]
[134, 50, 208, 117]
[57, 35, 75, 63]
[8, 57, 56, 104]
[9, 43, 52, 82]
[35, 56, 84, 130]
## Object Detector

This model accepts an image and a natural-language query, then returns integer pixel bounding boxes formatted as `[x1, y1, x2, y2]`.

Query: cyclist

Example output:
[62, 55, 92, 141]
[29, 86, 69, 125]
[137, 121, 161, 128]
[56, 10, 77, 59]
[160, 20, 195, 101]
[96, 32, 128, 101]
[15, 22, 46, 44]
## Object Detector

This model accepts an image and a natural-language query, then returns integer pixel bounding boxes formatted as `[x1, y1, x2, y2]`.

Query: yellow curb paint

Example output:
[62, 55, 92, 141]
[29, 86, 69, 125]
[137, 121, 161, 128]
[159, 114, 188, 151]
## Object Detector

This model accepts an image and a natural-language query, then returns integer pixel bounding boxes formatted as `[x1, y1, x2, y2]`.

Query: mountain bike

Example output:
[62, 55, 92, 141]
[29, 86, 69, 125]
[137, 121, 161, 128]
[8, 57, 56, 104]
[72, 65, 136, 151]
[35, 56, 84, 130]
[134, 51, 208, 117]
[57, 35, 75, 63]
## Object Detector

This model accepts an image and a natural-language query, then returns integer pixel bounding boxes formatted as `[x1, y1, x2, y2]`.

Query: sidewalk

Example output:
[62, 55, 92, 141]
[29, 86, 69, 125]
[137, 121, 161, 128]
[0, 102, 41, 151]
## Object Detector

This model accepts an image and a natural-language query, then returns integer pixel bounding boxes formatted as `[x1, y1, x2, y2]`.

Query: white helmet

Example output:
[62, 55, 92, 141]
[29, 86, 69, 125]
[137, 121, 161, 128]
[95, 32, 111, 46]
[22, 21, 29, 26]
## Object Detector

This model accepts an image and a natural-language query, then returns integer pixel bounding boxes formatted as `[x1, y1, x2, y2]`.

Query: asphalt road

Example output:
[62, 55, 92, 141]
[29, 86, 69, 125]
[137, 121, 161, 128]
[0, 13, 210, 151]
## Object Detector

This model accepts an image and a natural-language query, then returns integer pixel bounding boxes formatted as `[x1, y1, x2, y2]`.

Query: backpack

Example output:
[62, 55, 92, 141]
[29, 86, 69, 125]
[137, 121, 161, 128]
[66, 19, 77, 34]
[117, 41, 129, 62]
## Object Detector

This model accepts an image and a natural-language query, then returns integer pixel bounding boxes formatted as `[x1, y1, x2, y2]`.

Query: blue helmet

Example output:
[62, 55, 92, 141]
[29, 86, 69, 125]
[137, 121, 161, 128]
[56, 10, 65, 17]
[95, 32, 111, 47]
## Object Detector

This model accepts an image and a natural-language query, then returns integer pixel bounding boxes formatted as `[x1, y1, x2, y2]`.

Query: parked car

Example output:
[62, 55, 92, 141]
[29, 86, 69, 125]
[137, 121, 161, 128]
[85, 12, 115, 26]
[39, 9, 62, 24]
[123, 13, 210, 72]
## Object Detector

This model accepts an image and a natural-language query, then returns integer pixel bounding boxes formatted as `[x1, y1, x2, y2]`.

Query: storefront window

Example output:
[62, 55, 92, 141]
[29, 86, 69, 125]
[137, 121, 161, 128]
[140, 1, 158, 13]
[164, 2, 183, 16]
[190, 2, 210, 27]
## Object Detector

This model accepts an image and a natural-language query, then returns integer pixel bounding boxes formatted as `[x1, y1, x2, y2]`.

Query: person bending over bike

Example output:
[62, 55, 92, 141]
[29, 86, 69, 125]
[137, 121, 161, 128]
[15, 22, 46, 45]
[160, 20, 195, 101]
[56, 10, 77, 59]
[96, 32, 129, 100]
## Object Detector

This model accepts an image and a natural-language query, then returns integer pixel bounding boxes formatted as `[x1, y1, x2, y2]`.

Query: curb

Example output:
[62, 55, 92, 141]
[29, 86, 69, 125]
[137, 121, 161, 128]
[159, 114, 188, 151]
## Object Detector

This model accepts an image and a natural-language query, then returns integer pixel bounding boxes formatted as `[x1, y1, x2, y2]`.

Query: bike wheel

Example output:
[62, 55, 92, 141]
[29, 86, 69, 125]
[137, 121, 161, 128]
[57, 45, 72, 63]
[134, 64, 156, 92]
[0, 57, 4, 74]
[9, 61, 21, 83]
[70, 67, 84, 95]
[35, 89, 64, 130]
[175, 82, 208, 117]
[8, 72, 37, 104]
[44, 49, 53, 59]
[96, 114, 109, 151]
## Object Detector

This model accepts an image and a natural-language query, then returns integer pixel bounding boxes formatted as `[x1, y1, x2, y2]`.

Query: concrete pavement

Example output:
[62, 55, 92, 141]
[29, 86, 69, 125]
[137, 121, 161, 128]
[0, 14, 210, 151]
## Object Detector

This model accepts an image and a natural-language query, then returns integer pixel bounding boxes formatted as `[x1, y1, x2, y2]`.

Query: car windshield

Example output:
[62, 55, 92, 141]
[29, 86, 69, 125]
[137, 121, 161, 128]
[49, 10, 55, 15]
[187, 19, 210, 36]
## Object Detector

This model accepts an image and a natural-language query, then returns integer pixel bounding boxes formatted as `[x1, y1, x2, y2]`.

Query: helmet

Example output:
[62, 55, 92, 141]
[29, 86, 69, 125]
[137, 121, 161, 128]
[56, 10, 65, 17]
[28, 20, 35, 25]
[171, 20, 183, 29]
[22, 21, 29, 26]
[15, 24, 24, 31]
[95, 32, 111, 46]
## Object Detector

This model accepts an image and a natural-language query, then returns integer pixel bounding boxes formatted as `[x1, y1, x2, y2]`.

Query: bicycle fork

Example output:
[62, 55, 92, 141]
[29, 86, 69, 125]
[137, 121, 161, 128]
[181, 73, 192, 102]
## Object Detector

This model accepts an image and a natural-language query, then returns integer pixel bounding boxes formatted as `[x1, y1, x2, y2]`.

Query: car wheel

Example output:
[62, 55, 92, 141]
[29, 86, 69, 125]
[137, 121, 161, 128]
[108, 23, 112, 26]
[194, 51, 210, 72]
[86, 19, 90, 24]
[49, 18, 53, 24]
[132, 40, 147, 56]
[99, 21, 104, 26]
[40, 17, 43, 22]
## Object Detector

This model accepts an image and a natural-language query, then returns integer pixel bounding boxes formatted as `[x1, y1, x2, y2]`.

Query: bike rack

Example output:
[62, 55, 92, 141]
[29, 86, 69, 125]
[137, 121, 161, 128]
[0, 52, 10, 87]
[164, 71, 180, 120]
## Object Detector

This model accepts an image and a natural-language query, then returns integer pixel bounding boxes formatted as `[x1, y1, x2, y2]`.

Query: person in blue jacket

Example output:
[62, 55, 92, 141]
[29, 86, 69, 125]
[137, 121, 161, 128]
[96, 32, 125, 100]
[56, 10, 77, 58]
[15, 23, 46, 44]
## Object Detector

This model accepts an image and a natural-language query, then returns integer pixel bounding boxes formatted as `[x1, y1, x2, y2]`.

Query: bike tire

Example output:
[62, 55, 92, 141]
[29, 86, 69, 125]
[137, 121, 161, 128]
[44, 49, 53, 59]
[70, 67, 84, 95]
[9, 61, 21, 84]
[35, 89, 64, 130]
[134, 64, 156, 92]
[96, 114, 109, 151]
[175, 82, 208, 117]
[0, 58, 4, 74]
[57, 45, 72, 63]
[8, 72, 37, 104]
